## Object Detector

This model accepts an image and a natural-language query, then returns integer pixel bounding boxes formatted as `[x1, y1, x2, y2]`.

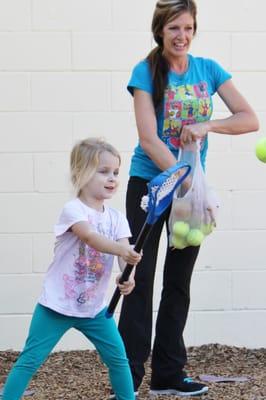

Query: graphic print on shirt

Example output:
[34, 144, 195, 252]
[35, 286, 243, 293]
[63, 219, 109, 306]
[162, 81, 212, 150]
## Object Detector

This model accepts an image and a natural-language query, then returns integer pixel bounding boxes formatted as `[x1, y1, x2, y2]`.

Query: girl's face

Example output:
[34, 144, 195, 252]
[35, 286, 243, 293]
[161, 12, 195, 61]
[81, 151, 120, 205]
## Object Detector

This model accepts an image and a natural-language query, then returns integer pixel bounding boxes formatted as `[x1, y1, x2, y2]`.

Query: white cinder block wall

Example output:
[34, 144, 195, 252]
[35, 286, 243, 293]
[0, 0, 265, 351]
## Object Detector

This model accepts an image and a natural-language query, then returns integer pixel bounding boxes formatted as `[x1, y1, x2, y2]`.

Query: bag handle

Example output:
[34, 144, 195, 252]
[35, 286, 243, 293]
[177, 140, 200, 163]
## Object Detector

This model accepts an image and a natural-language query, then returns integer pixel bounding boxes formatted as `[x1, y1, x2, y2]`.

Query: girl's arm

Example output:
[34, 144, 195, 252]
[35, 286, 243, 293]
[134, 89, 178, 171]
[117, 237, 128, 272]
[71, 221, 141, 265]
[180, 80, 259, 145]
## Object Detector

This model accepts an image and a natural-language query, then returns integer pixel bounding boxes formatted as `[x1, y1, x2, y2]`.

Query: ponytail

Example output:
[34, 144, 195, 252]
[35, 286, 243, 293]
[147, 46, 169, 111]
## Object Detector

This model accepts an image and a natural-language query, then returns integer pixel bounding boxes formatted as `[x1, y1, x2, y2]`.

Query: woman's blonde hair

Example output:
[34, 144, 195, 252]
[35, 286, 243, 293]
[148, 0, 197, 110]
[70, 137, 121, 195]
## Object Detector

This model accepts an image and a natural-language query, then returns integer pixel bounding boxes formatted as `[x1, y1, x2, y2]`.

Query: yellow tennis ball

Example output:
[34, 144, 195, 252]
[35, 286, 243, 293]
[200, 223, 214, 236]
[255, 137, 266, 163]
[171, 235, 188, 250]
[187, 229, 204, 246]
[173, 221, 190, 237]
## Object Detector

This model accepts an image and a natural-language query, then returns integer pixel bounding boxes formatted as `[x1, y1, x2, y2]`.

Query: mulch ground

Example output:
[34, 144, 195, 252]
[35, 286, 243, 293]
[0, 344, 265, 399]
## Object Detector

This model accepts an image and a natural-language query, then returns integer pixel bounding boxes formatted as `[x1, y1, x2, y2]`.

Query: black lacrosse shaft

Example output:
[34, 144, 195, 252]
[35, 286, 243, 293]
[106, 222, 152, 317]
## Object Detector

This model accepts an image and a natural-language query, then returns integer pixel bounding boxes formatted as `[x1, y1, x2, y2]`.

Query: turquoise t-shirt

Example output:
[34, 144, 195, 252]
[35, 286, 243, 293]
[128, 54, 232, 180]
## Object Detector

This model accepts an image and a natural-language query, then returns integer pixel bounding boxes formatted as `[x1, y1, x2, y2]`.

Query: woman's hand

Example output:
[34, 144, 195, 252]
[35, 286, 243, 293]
[180, 121, 210, 147]
[116, 274, 135, 296]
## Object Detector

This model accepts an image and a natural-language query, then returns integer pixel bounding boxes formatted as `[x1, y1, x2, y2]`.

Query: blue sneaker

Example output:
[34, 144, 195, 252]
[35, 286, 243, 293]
[150, 377, 208, 397]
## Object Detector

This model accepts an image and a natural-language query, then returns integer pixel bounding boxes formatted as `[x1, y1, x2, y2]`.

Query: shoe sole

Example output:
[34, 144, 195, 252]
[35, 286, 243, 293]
[149, 386, 208, 397]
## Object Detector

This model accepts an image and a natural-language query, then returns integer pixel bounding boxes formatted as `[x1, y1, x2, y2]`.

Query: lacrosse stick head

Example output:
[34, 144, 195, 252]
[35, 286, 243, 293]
[144, 161, 191, 225]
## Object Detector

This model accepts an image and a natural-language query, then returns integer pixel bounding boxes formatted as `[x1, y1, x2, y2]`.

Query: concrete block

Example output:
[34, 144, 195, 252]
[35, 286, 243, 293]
[232, 271, 266, 309]
[113, 0, 155, 32]
[197, 231, 266, 270]
[31, 73, 111, 111]
[197, 0, 266, 32]
[0, 193, 69, 233]
[0, 0, 30, 31]
[73, 33, 150, 71]
[0, 274, 43, 313]
[34, 153, 70, 192]
[191, 32, 231, 70]
[232, 191, 266, 229]
[0, 33, 71, 70]
[0, 73, 30, 111]
[232, 34, 266, 71]
[190, 271, 232, 311]
[194, 310, 266, 348]
[72, 112, 138, 152]
[32, 233, 54, 273]
[0, 113, 73, 153]
[0, 154, 34, 192]
[0, 234, 32, 273]
[111, 72, 133, 111]
[32, 0, 112, 31]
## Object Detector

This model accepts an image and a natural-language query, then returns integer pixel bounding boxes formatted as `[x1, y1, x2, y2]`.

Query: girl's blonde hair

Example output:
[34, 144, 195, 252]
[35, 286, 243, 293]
[70, 137, 121, 195]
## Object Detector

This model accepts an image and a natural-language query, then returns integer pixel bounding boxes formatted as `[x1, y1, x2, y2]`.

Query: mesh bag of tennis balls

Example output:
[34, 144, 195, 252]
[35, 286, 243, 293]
[168, 142, 220, 249]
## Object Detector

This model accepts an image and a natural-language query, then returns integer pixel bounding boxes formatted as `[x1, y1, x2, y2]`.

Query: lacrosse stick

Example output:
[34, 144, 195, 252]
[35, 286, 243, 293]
[105, 161, 191, 318]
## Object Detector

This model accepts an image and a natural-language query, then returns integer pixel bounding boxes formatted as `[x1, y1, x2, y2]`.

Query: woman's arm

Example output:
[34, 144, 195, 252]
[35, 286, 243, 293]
[209, 79, 259, 134]
[180, 80, 259, 145]
[134, 89, 177, 171]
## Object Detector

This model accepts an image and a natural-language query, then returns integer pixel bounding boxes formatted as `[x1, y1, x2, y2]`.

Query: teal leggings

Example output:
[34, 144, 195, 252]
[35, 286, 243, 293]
[2, 304, 134, 400]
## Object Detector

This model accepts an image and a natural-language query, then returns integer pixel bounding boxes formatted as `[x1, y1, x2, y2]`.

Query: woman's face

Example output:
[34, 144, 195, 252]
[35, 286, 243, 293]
[161, 11, 195, 60]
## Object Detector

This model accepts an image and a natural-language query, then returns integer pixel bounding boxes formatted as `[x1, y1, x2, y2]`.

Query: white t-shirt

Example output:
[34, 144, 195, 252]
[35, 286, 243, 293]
[38, 198, 131, 318]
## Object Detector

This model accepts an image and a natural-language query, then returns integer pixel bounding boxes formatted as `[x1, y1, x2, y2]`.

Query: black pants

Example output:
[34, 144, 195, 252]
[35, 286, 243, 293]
[118, 176, 200, 390]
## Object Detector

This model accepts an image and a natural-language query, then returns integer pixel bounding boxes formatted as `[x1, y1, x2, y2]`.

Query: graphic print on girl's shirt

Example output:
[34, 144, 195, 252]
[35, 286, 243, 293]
[63, 220, 108, 306]
[162, 81, 212, 151]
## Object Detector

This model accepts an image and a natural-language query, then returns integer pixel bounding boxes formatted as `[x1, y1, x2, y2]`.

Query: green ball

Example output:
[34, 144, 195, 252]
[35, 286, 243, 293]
[187, 229, 204, 246]
[172, 221, 190, 237]
[171, 235, 188, 250]
[200, 223, 214, 236]
[255, 137, 266, 163]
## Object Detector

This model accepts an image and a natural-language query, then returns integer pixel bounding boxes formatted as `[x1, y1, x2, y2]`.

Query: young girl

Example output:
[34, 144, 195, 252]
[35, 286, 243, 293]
[2, 138, 141, 400]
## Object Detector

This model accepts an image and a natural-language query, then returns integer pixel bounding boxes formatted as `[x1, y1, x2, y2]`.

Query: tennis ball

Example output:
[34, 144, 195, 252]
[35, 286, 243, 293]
[171, 235, 188, 250]
[255, 137, 266, 163]
[186, 229, 204, 246]
[200, 223, 214, 236]
[173, 221, 190, 237]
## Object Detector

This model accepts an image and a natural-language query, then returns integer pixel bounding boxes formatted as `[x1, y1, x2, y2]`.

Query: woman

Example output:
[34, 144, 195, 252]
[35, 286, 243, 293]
[116, 0, 259, 398]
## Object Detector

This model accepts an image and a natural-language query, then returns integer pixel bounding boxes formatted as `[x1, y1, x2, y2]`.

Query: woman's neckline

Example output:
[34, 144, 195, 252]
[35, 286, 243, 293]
[169, 54, 191, 78]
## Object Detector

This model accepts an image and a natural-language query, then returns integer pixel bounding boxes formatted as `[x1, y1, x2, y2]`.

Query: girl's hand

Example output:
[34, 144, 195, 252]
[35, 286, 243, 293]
[119, 244, 142, 265]
[116, 275, 135, 296]
[180, 121, 210, 147]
